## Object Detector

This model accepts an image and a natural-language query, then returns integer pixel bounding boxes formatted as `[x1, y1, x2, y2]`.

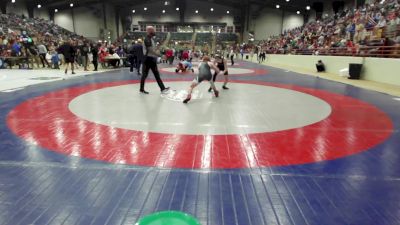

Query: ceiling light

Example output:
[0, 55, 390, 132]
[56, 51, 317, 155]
[176, 7, 179, 11]
[70, 3, 74, 7]
[162, 9, 165, 13]
[227, 10, 230, 14]
[37, 4, 41, 8]
[164, 1, 169, 5]
[195, 10, 198, 13]
[306, 6, 311, 10]
[11, 0, 16, 3]
[132, 9, 135, 13]
[144, 7, 147, 11]
[210, 8, 214, 11]
[296, 10, 300, 14]
[276, 4, 280, 8]
[286, 0, 290, 2]
[55, 9, 58, 12]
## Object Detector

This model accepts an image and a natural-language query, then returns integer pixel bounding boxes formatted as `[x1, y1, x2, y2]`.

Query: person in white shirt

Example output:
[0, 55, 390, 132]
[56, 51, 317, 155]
[37, 43, 50, 68]
[377, 17, 387, 28]
[230, 48, 234, 65]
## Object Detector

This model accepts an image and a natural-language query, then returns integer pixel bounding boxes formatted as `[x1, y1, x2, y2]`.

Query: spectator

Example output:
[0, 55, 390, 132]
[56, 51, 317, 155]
[58, 40, 76, 74]
[50, 48, 60, 69]
[37, 42, 50, 68]
[91, 43, 99, 71]
[79, 41, 89, 71]
[11, 40, 21, 57]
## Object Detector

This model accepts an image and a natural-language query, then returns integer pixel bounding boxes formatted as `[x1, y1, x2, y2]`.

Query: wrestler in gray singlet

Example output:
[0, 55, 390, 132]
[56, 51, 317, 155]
[196, 62, 213, 83]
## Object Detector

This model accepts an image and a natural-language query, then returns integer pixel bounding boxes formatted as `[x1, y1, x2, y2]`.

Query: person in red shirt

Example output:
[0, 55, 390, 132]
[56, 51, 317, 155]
[99, 44, 109, 68]
[346, 39, 354, 48]
[182, 50, 189, 60]
[166, 48, 174, 65]
[346, 39, 356, 55]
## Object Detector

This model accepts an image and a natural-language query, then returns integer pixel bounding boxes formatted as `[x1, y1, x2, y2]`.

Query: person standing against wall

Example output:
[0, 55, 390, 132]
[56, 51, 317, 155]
[128, 41, 136, 73]
[250, 48, 255, 61]
[90, 43, 99, 71]
[133, 39, 144, 75]
[166, 48, 174, 65]
[255, 46, 259, 62]
[230, 47, 234, 66]
[79, 41, 90, 71]
[140, 26, 169, 94]
[37, 42, 50, 68]
[258, 49, 263, 63]
[259, 50, 266, 63]
[58, 41, 75, 74]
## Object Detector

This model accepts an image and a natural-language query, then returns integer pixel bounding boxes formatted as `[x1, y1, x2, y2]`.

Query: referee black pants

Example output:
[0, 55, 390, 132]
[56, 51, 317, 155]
[140, 57, 166, 91]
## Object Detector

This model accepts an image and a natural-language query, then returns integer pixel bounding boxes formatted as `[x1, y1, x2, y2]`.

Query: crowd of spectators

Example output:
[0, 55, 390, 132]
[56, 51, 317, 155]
[0, 13, 132, 70]
[0, 13, 86, 69]
[0, 13, 81, 40]
[254, 0, 400, 57]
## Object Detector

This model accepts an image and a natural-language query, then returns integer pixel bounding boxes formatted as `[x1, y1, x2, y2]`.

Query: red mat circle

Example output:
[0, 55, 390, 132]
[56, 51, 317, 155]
[7, 80, 393, 169]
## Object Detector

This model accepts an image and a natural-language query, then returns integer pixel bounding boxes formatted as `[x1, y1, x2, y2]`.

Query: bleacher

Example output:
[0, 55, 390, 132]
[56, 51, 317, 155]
[195, 33, 213, 45]
[0, 13, 80, 40]
[216, 33, 238, 44]
[125, 31, 146, 40]
[124, 31, 167, 44]
[170, 32, 193, 43]
[256, 0, 400, 58]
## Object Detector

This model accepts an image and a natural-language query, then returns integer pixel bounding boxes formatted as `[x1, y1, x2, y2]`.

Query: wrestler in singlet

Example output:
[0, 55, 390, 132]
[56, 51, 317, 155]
[197, 61, 213, 83]
[183, 56, 220, 104]
[209, 55, 229, 91]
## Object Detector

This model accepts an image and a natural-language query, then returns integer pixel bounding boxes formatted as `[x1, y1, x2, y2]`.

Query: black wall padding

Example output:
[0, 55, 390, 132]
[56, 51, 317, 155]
[332, 1, 345, 13]
[313, 2, 324, 12]
[313, 2, 323, 20]
[356, 0, 365, 7]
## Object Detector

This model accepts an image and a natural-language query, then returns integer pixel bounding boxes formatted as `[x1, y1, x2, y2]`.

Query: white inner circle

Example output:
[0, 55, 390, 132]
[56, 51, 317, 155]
[69, 82, 332, 135]
[160, 67, 254, 75]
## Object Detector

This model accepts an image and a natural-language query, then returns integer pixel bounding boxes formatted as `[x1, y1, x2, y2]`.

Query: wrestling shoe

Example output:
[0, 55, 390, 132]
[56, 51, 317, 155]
[183, 95, 191, 103]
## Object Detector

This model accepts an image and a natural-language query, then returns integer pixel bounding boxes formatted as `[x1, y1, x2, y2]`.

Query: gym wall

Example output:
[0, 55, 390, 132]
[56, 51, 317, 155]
[252, 8, 303, 40]
[251, 0, 355, 40]
[247, 55, 400, 86]
[3, 0, 122, 41]
[6, 0, 28, 17]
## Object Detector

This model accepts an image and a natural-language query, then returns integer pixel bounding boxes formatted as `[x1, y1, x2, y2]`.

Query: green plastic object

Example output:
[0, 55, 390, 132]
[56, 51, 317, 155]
[136, 211, 201, 225]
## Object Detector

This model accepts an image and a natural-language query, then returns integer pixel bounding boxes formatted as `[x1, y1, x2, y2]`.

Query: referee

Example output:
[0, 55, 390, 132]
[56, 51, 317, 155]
[140, 26, 169, 94]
